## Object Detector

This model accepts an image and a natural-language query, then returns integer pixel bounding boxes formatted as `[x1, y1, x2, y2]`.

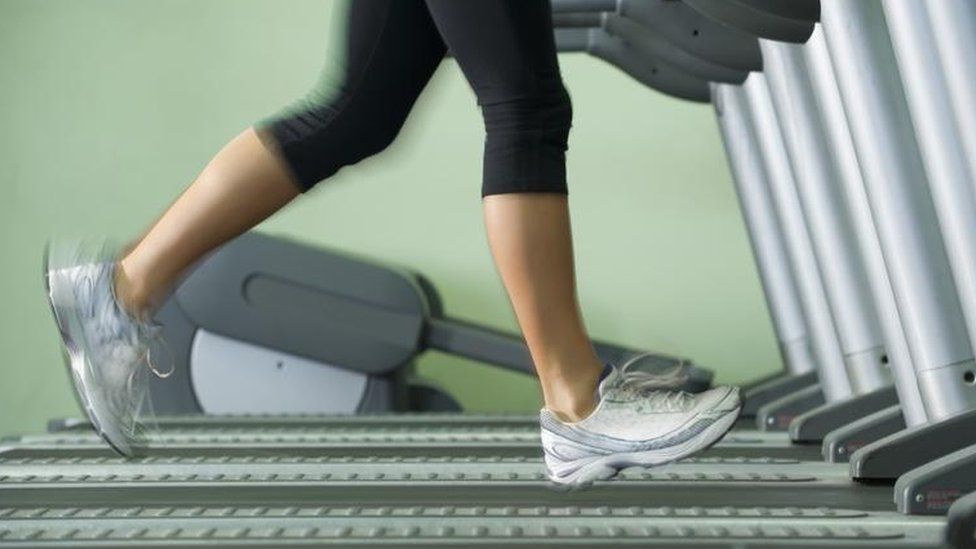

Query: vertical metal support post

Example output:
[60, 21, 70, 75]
[801, 26, 927, 426]
[741, 73, 853, 402]
[759, 38, 889, 394]
[925, 1, 976, 183]
[882, 0, 976, 416]
[711, 83, 816, 378]
[821, 0, 976, 420]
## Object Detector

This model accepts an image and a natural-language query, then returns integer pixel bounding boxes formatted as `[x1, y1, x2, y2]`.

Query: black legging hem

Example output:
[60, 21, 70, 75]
[258, 0, 572, 197]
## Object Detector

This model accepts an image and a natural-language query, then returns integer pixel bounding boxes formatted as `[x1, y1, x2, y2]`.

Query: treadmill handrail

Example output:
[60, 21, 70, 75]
[684, 0, 815, 44]
[586, 29, 712, 102]
[602, 13, 749, 84]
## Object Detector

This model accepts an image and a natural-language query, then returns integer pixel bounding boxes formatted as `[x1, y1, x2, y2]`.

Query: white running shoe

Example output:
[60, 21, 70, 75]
[541, 364, 741, 487]
[44, 241, 170, 457]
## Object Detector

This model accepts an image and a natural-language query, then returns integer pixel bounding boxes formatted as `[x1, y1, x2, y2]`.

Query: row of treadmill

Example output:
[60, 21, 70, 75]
[4, 0, 976, 547]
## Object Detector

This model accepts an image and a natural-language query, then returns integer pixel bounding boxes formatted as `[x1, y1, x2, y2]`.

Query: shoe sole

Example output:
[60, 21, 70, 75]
[549, 387, 743, 487]
[43, 242, 135, 458]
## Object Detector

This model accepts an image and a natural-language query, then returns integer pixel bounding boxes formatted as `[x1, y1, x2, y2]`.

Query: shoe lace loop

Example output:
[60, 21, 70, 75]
[643, 389, 693, 412]
[601, 354, 694, 411]
[143, 325, 174, 379]
[103, 262, 174, 380]
[612, 353, 689, 392]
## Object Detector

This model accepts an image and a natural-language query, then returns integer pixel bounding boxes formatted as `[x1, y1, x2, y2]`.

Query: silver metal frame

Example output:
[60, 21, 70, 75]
[740, 73, 852, 402]
[924, 1, 976, 185]
[711, 82, 816, 379]
[820, 0, 976, 421]
[758, 38, 888, 395]
[800, 25, 927, 426]
[883, 0, 976, 419]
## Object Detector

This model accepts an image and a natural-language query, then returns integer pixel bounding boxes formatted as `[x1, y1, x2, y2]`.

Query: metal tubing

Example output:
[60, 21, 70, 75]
[801, 26, 927, 426]
[882, 0, 976, 417]
[712, 83, 816, 378]
[925, 1, 976, 184]
[820, 0, 976, 420]
[759, 39, 888, 394]
[740, 74, 852, 402]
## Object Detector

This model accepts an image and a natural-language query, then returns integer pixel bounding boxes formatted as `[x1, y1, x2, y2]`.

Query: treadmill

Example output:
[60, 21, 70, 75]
[36, 0, 871, 462]
[4, 1, 972, 546]
[9, 0, 942, 473]
[39, 1, 811, 457]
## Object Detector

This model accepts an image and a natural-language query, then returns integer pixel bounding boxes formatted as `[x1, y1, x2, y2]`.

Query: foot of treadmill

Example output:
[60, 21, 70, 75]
[896, 443, 976, 515]
[741, 371, 819, 417]
[755, 384, 824, 431]
[788, 385, 899, 443]
[821, 405, 904, 463]
[851, 408, 976, 481]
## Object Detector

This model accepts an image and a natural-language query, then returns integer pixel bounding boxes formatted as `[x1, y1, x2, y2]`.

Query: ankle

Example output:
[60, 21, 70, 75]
[113, 261, 153, 319]
[547, 393, 599, 423]
[544, 373, 602, 423]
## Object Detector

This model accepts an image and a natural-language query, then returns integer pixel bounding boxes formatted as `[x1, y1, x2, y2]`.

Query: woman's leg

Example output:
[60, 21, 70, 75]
[48, 0, 449, 457]
[117, 128, 299, 315]
[483, 194, 602, 421]
[426, 0, 741, 486]
[425, 0, 602, 421]
[118, 0, 447, 316]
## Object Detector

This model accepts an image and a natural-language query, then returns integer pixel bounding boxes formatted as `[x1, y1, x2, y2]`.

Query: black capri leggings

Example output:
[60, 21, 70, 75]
[257, 0, 573, 197]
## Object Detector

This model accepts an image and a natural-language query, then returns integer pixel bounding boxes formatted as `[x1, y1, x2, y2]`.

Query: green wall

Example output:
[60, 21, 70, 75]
[0, 0, 781, 436]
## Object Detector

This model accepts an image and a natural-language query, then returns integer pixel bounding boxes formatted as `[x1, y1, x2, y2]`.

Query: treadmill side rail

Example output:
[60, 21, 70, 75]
[788, 385, 899, 443]
[755, 384, 825, 431]
[850, 409, 976, 481]
[822, 405, 905, 463]
[895, 443, 976, 516]
[742, 371, 819, 417]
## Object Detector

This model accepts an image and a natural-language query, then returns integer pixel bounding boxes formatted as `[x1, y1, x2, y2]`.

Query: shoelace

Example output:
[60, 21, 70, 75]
[600, 354, 694, 410]
[605, 353, 689, 392]
[142, 324, 174, 379]
[640, 389, 693, 413]
[94, 263, 174, 380]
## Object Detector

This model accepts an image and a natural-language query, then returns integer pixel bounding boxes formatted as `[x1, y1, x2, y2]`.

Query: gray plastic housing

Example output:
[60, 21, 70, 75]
[684, 0, 817, 43]
[151, 232, 427, 415]
[149, 232, 708, 416]
[742, 371, 819, 417]
[821, 405, 905, 463]
[553, 0, 763, 72]
[618, 0, 762, 72]
[895, 443, 976, 516]
[788, 386, 900, 443]
[946, 490, 976, 548]
[755, 384, 825, 432]
[557, 28, 712, 102]
[850, 408, 976, 481]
